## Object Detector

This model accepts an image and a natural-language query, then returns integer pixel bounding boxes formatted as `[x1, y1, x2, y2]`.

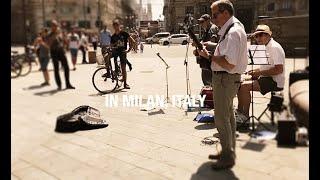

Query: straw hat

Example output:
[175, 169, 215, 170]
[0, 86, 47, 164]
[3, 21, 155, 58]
[252, 24, 272, 36]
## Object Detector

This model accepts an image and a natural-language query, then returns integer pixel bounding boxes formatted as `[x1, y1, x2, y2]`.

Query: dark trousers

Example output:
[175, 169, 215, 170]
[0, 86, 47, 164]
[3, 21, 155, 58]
[112, 51, 132, 70]
[92, 42, 97, 51]
[79, 46, 87, 63]
[51, 50, 71, 88]
[201, 69, 212, 86]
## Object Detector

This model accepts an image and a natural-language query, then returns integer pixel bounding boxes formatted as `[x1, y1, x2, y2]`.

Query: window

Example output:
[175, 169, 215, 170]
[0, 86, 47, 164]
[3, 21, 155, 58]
[267, 3, 275, 12]
[158, 34, 170, 38]
[185, 6, 194, 14]
[282, 0, 291, 9]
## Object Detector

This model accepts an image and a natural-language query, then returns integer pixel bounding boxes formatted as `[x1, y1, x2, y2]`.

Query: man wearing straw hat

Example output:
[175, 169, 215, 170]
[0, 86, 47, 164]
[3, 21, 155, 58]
[236, 24, 285, 122]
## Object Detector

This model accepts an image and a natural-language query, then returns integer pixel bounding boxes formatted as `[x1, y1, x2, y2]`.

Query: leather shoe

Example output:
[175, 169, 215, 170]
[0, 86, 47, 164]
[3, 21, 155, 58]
[66, 85, 75, 89]
[124, 84, 130, 89]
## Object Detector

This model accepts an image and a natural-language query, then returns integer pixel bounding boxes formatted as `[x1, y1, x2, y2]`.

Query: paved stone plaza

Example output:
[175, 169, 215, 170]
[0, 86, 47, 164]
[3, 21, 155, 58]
[11, 44, 309, 180]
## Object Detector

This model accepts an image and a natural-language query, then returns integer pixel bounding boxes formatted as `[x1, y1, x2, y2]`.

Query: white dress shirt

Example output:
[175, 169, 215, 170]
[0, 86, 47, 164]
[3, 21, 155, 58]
[211, 16, 248, 74]
[260, 38, 285, 88]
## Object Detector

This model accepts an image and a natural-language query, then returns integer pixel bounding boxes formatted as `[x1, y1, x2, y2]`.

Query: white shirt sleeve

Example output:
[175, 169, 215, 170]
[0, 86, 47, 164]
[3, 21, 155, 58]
[270, 46, 285, 65]
[222, 30, 241, 66]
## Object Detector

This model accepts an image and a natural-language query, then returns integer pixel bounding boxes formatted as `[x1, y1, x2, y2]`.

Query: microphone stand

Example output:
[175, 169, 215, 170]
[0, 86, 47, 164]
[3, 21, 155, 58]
[241, 49, 271, 134]
[156, 53, 170, 103]
[180, 21, 195, 112]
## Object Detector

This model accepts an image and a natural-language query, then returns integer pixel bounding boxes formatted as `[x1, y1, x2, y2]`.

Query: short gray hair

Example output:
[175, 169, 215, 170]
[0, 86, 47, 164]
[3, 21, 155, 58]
[211, 0, 234, 16]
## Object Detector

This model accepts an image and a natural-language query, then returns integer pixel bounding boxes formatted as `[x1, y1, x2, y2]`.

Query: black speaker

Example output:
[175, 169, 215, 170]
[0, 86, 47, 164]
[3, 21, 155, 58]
[289, 70, 309, 86]
[277, 117, 297, 146]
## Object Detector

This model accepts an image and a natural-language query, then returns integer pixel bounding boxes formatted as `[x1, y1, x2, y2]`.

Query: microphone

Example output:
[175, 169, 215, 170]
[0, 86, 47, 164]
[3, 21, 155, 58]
[156, 53, 170, 68]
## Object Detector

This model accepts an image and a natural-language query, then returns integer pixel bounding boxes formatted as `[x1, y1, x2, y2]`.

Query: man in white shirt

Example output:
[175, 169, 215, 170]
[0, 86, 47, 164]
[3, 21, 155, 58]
[236, 24, 285, 120]
[198, 0, 247, 169]
[68, 28, 80, 70]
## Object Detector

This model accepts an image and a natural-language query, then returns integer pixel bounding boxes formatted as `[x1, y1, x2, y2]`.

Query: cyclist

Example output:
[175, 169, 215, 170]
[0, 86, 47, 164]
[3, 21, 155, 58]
[110, 19, 135, 89]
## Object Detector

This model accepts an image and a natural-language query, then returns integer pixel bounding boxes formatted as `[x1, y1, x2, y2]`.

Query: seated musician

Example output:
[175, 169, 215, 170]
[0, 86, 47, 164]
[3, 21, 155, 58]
[192, 14, 219, 86]
[236, 24, 285, 121]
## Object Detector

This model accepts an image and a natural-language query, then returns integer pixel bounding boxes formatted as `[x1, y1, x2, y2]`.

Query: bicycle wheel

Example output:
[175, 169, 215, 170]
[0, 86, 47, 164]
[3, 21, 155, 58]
[92, 67, 118, 94]
[11, 61, 22, 78]
[17, 55, 32, 76]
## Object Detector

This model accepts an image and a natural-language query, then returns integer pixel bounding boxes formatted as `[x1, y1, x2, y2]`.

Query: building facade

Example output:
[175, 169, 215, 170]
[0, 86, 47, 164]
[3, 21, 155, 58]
[254, 0, 309, 56]
[162, 0, 309, 55]
[11, 0, 138, 44]
[163, 0, 256, 34]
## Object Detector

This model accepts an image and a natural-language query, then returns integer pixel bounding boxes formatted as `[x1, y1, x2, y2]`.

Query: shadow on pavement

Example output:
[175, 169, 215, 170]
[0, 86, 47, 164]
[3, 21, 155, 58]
[194, 123, 216, 130]
[34, 88, 66, 96]
[147, 109, 165, 116]
[23, 84, 47, 90]
[88, 92, 105, 96]
[187, 107, 213, 113]
[55, 124, 108, 133]
[190, 161, 239, 180]
[89, 88, 128, 96]
[241, 140, 266, 152]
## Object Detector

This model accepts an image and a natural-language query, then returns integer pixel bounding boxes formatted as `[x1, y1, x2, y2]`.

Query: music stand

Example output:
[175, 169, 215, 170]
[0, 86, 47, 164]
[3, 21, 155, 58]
[156, 53, 170, 103]
[241, 45, 271, 133]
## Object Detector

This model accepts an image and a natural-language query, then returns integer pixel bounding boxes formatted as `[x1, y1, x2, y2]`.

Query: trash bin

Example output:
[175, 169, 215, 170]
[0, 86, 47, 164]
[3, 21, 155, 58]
[88, 51, 96, 64]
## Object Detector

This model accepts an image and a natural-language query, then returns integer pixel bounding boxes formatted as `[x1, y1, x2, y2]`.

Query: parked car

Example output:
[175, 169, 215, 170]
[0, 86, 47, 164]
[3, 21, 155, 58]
[159, 34, 190, 46]
[145, 32, 170, 44]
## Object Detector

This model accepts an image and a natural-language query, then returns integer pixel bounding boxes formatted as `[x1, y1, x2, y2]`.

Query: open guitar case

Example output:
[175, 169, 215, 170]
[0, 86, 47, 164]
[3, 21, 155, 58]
[55, 105, 108, 133]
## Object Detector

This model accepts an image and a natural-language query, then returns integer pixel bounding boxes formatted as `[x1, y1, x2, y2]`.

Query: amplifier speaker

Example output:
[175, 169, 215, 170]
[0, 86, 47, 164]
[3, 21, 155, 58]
[277, 116, 297, 146]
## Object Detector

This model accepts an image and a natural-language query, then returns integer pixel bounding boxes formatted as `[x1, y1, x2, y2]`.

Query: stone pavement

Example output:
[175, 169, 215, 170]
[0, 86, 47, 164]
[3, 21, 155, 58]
[11, 44, 309, 180]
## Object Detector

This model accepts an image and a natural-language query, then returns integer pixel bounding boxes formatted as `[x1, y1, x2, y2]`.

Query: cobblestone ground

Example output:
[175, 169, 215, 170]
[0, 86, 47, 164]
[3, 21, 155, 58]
[11, 44, 308, 180]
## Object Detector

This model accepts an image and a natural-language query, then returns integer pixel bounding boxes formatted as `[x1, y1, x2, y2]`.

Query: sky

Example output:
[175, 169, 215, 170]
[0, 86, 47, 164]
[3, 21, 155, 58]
[136, 0, 164, 20]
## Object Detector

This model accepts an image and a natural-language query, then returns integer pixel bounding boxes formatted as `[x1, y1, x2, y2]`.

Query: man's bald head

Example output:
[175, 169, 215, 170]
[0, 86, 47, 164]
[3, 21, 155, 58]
[211, 0, 234, 16]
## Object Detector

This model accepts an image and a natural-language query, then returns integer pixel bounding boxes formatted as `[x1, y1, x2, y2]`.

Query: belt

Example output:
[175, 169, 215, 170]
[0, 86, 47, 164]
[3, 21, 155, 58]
[213, 71, 228, 74]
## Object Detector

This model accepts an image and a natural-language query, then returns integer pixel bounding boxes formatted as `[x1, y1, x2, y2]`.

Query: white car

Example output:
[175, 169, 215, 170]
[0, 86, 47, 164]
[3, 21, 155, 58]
[145, 32, 170, 44]
[159, 34, 190, 46]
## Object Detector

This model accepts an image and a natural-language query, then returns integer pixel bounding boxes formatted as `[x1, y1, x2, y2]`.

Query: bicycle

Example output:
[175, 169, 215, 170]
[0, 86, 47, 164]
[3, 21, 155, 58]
[16, 45, 37, 76]
[92, 46, 123, 94]
[11, 51, 22, 78]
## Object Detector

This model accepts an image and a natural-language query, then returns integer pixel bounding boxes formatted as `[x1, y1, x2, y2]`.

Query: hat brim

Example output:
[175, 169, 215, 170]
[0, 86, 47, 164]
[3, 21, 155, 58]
[252, 30, 272, 37]
[197, 18, 205, 22]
